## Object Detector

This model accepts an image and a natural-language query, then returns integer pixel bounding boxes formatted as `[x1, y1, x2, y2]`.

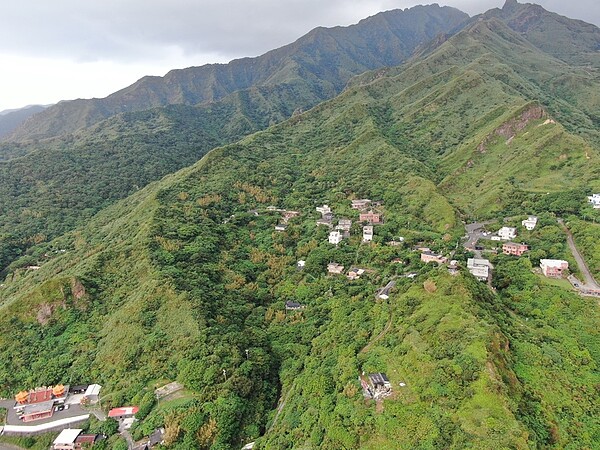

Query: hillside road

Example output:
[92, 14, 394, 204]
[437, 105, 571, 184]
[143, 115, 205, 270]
[558, 218, 599, 289]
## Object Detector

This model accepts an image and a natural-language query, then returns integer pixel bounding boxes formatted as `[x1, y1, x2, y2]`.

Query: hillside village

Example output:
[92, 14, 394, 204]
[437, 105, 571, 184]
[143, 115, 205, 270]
[3, 189, 598, 448]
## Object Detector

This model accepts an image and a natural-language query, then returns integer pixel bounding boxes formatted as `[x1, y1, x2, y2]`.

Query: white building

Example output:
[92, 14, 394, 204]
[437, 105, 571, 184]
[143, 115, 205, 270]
[363, 225, 373, 242]
[540, 259, 569, 278]
[316, 205, 332, 215]
[328, 231, 343, 245]
[521, 216, 538, 231]
[588, 194, 600, 209]
[498, 226, 517, 241]
[53, 429, 83, 450]
[83, 384, 102, 404]
[467, 258, 491, 281]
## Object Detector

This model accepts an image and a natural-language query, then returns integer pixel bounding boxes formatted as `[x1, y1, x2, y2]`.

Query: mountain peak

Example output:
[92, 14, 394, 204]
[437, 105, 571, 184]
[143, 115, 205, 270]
[502, 0, 520, 11]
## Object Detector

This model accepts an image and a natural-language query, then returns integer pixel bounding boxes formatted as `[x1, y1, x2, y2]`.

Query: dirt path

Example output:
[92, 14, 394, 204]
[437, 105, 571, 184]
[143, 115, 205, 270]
[267, 384, 294, 433]
[360, 311, 393, 354]
[558, 219, 599, 288]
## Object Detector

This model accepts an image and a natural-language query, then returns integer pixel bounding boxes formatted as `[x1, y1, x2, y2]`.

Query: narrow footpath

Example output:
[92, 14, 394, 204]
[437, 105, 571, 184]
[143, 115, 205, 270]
[360, 313, 393, 354]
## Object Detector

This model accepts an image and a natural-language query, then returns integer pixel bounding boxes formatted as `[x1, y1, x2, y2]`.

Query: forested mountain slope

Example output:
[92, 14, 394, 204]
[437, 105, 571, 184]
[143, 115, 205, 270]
[6, 5, 468, 142]
[0, 5, 468, 276]
[1, 10, 599, 449]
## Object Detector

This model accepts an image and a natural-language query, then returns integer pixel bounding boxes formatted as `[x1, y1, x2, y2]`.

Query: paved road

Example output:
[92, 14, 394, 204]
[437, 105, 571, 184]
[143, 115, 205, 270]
[0, 444, 25, 450]
[464, 220, 496, 252]
[558, 219, 600, 289]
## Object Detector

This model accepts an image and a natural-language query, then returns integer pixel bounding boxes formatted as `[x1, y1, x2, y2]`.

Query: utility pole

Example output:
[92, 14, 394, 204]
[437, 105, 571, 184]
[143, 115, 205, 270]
[245, 349, 249, 360]
[222, 369, 227, 382]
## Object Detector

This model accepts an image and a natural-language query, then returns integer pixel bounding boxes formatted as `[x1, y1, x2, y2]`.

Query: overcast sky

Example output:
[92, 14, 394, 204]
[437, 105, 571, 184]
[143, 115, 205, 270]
[1, 0, 598, 112]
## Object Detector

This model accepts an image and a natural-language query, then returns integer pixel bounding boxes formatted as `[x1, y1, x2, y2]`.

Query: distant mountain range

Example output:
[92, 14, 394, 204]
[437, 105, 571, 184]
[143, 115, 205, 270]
[5, 4, 468, 142]
[0, 4, 469, 273]
[0, 104, 49, 139]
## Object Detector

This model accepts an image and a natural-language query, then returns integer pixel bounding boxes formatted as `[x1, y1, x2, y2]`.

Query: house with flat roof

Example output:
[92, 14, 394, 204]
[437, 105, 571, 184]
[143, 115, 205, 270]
[336, 219, 352, 232]
[328, 230, 343, 245]
[521, 216, 538, 230]
[540, 259, 568, 278]
[351, 199, 371, 210]
[498, 227, 517, 241]
[327, 263, 345, 275]
[420, 251, 447, 265]
[467, 258, 491, 281]
[316, 205, 331, 215]
[347, 268, 365, 280]
[53, 429, 83, 450]
[83, 384, 101, 404]
[362, 225, 373, 242]
[588, 194, 600, 209]
[502, 242, 528, 256]
[359, 211, 381, 224]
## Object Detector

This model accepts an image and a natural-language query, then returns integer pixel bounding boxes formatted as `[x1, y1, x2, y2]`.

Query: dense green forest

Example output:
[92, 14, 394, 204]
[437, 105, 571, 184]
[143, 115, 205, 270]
[1, 1, 599, 449]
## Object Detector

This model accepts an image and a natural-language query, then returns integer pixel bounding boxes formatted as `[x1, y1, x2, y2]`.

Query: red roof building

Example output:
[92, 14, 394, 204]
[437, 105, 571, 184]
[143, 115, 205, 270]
[108, 406, 139, 418]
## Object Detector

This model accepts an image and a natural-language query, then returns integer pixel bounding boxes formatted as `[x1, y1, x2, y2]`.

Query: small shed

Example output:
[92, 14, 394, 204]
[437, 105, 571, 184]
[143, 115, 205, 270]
[368, 373, 391, 389]
[285, 301, 304, 311]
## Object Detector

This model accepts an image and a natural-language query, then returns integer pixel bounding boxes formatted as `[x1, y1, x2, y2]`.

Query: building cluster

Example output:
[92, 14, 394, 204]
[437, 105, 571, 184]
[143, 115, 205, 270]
[320, 199, 384, 246]
[12, 384, 101, 423]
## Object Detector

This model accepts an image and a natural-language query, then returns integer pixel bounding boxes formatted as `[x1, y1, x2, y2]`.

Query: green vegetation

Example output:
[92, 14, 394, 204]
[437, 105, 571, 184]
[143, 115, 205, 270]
[0, 5, 469, 277]
[0, 3, 599, 449]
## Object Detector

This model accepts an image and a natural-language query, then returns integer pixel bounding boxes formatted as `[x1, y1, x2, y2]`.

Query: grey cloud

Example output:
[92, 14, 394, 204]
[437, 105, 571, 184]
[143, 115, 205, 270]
[1, 0, 599, 64]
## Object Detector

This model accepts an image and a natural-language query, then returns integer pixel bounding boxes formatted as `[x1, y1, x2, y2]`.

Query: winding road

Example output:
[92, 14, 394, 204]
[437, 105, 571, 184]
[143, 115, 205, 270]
[558, 219, 600, 289]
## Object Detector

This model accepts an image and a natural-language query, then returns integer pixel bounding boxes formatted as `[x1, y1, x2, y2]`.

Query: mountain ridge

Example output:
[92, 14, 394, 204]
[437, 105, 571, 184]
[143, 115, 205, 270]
[6, 4, 468, 142]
